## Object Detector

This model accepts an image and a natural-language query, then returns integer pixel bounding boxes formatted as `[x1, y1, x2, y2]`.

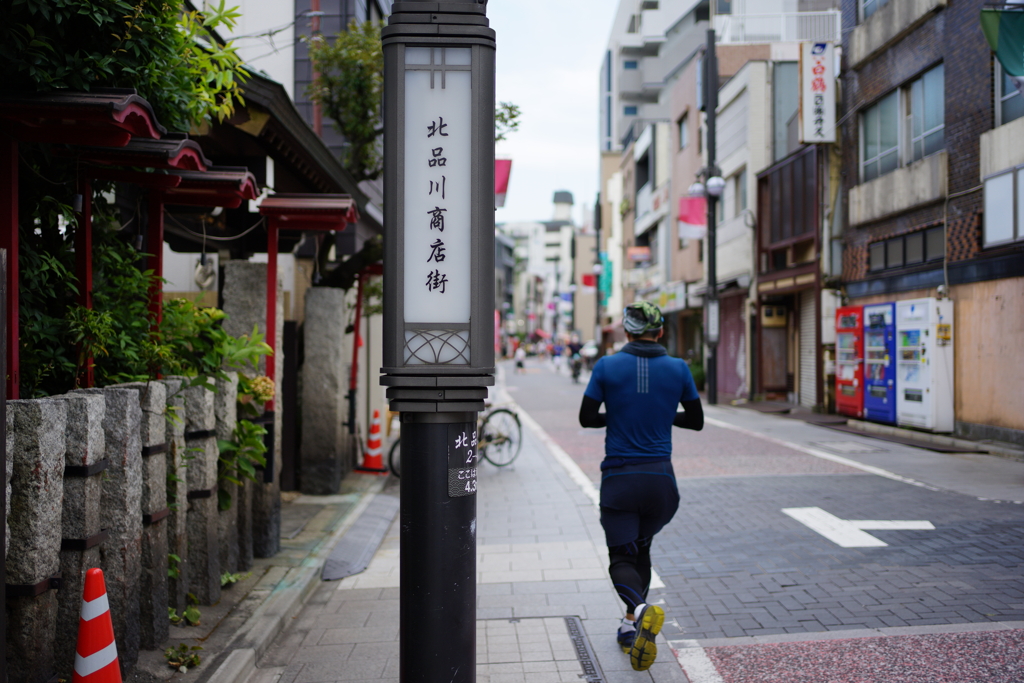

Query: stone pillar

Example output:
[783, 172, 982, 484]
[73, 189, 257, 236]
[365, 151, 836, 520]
[112, 382, 169, 650]
[75, 387, 144, 670]
[184, 383, 220, 605]
[6, 407, 12, 558]
[161, 378, 189, 613]
[215, 372, 239, 574]
[50, 393, 105, 680]
[222, 261, 281, 558]
[6, 399, 66, 683]
[301, 287, 348, 494]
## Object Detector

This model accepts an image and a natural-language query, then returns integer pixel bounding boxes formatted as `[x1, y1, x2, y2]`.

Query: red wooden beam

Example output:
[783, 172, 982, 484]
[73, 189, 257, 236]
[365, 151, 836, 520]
[1, 134, 18, 399]
[91, 169, 182, 189]
[75, 178, 94, 388]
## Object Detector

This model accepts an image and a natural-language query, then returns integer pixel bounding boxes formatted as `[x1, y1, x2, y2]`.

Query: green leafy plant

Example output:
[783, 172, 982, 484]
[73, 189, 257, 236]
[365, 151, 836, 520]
[1, 0, 248, 132]
[306, 20, 384, 181]
[164, 643, 203, 672]
[220, 571, 252, 587]
[168, 553, 182, 580]
[688, 362, 706, 391]
[217, 419, 268, 510]
[495, 101, 521, 142]
[307, 21, 521, 182]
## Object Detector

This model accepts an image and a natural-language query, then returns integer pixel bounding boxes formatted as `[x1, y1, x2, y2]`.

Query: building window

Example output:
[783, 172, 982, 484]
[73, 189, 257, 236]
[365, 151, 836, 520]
[716, 0, 732, 14]
[907, 64, 945, 163]
[861, 91, 899, 183]
[860, 65, 945, 183]
[867, 226, 944, 272]
[997, 62, 1024, 127]
[624, 105, 638, 116]
[983, 167, 1024, 247]
[623, 60, 638, 70]
[860, 0, 891, 22]
[678, 113, 688, 150]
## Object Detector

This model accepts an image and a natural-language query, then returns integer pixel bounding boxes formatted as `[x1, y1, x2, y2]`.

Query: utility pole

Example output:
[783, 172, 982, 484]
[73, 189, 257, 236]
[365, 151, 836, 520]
[705, 29, 720, 405]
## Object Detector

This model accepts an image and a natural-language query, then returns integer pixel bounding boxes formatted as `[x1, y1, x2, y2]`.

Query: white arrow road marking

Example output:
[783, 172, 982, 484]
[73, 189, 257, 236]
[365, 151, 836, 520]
[783, 507, 934, 547]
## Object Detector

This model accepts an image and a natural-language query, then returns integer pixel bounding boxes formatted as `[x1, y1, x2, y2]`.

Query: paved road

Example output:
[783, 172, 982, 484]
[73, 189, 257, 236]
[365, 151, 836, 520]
[505, 356, 1024, 680]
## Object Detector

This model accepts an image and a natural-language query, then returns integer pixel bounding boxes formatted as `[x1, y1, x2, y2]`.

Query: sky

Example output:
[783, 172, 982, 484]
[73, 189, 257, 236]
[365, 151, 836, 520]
[487, 0, 620, 226]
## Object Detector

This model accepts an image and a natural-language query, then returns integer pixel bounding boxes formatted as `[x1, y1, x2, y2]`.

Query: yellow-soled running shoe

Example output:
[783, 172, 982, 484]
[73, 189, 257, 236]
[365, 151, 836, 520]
[629, 603, 664, 671]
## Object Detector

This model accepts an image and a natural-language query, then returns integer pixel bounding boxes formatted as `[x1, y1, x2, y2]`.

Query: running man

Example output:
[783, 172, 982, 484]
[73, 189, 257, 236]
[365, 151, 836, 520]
[578, 301, 703, 671]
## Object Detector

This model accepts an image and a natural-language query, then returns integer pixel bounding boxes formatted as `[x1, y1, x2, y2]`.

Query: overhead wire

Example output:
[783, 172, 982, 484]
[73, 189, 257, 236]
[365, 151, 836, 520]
[163, 211, 266, 242]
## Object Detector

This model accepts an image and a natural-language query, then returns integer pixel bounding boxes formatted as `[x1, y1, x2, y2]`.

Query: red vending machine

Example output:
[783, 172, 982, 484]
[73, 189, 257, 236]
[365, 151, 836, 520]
[835, 306, 864, 418]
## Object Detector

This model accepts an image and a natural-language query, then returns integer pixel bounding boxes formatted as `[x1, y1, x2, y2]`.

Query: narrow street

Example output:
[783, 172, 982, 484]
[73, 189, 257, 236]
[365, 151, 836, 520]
[505, 355, 1024, 681]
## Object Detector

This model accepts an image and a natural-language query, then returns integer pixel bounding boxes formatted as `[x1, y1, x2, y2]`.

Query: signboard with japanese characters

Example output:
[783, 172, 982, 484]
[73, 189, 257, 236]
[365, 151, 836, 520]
[398, 46, 475, 365]
[799, 42, 836, 144]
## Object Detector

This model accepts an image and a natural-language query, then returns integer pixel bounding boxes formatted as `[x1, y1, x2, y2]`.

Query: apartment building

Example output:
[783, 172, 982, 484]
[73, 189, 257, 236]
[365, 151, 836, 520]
[839, 0, 1024, 443]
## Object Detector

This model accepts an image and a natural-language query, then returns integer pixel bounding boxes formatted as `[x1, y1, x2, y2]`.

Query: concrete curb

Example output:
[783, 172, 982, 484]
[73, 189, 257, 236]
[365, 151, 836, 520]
[208, 649, 255, 683]
[204, 477, 389, 683]
[846, 419, 1024, 461]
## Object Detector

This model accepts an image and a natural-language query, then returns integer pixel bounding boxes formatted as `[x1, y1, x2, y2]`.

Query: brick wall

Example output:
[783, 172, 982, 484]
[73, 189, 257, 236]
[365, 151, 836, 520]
[840, 0, 991, 281]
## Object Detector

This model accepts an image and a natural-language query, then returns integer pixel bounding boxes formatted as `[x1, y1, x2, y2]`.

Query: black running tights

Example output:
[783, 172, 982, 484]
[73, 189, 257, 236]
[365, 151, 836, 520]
[608, 537, 653, 614]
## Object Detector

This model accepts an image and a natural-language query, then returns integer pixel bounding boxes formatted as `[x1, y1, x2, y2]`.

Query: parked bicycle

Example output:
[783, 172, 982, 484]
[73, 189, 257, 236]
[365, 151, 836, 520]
[388, 405, 522, 478]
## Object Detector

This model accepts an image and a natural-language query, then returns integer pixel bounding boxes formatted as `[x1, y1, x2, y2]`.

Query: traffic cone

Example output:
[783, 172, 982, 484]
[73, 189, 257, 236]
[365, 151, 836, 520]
[357, 409, 387, 474]
[72, 568, 122, 683]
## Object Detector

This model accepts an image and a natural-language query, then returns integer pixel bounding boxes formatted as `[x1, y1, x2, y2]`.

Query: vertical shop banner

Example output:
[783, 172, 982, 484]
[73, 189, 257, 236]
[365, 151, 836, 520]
[799, 42, 836, 144]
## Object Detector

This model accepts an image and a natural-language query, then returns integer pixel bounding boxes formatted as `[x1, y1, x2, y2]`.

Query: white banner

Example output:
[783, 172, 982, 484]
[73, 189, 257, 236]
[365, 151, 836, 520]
[799, 42, 836, 144]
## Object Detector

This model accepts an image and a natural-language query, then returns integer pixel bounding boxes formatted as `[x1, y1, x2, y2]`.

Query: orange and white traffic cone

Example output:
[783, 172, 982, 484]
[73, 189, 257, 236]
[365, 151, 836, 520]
[72, 568, 121, 683]
[357, 409, 387, 474]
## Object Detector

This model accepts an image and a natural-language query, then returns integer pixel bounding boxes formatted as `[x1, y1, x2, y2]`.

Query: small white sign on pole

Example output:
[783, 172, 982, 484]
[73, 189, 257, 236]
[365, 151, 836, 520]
[799, 42, 836, 144]
[706, 299, 720, 344]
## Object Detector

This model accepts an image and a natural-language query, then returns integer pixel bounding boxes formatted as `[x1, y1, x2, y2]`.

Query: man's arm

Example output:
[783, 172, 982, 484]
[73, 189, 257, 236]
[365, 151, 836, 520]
[579, 395, 606, 428]
[673, 398, 703, 431]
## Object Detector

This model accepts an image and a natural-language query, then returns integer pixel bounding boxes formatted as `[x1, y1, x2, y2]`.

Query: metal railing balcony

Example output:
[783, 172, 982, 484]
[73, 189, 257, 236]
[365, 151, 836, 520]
[714, 11, 841, 45]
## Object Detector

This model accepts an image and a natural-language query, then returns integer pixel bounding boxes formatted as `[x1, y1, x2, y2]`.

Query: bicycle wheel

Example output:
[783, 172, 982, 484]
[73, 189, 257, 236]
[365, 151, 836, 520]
[388, 438, 401, 478]
[480, 408, 522, 467]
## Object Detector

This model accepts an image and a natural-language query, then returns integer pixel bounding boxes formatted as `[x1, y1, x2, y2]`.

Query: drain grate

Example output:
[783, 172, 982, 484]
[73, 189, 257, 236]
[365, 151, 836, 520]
[564, 616, 606, 683]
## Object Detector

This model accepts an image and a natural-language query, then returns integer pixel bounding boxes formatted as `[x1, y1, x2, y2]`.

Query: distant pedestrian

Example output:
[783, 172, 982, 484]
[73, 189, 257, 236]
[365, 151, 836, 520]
[578, 301, 703, 671]
[514, 346, 526, 374]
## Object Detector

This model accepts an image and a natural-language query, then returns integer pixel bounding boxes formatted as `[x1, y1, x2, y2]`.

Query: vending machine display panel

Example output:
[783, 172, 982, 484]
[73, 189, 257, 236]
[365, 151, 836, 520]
[862, 302, 896, 424]
[895, 298, 954, 431]
[834, 306, 864, 418]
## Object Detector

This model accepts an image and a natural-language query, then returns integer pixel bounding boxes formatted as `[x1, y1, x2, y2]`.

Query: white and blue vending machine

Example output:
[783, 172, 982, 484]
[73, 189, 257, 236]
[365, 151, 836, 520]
[863, 303, 896, 424]
[895, 297, 954, 432]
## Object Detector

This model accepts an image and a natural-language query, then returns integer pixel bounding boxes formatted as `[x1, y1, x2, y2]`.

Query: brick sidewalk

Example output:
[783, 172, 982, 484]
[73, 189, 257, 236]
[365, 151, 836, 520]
[249, 382, 686, 683]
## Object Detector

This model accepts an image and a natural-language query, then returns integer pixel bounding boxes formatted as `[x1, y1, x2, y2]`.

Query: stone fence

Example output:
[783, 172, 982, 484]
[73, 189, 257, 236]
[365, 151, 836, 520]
[4, 373, 276, 681]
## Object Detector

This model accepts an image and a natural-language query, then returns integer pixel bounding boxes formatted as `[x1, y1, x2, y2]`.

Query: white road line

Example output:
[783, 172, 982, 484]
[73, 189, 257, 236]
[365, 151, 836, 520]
[669, 640, 726, 683]
[782, 507, 934, 548]
[703, 416, 941, 491]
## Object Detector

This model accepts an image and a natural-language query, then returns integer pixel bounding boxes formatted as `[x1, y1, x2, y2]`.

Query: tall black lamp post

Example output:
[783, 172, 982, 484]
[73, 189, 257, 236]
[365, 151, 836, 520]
[702, 29, 723, 405]
[381, 2, 495, 681]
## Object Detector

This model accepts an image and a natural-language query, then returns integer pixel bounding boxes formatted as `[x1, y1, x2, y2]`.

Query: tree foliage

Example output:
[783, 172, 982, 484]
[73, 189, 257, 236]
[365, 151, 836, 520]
[307, 21, 522, 182]
[0, 0, 248, 132]
[306, 21, 385, 181]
